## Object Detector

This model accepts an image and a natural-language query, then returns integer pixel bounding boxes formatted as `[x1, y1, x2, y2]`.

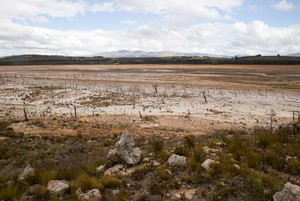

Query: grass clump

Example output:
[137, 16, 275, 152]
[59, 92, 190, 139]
[101, 175, 122, 188]
[131, 165, 151, 181]
[72, 173, 103, 192]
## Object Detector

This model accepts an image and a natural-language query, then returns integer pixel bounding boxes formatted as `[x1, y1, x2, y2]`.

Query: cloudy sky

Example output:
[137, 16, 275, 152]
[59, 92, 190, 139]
[0, 0, 300, 56]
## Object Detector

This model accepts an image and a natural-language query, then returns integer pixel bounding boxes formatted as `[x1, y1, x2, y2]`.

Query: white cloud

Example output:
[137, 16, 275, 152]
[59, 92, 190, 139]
[1, 20, 300, 56]
[272, 0, 295, 12]
[115, 0, 243, 20]
[0, 0, 86, 23]
[90, 2, 115, 12]
[121, 20, 136, 25]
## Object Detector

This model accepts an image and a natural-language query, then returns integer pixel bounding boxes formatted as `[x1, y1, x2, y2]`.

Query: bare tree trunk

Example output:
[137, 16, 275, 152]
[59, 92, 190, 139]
[23, 108, 29, 121]
[74, 106, 77, 118]
[202, 91, 208, 103]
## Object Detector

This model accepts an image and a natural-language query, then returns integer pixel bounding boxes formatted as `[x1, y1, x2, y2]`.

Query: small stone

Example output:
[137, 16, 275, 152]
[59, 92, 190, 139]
[76, 188, 83, 196]
[79, 189, 101, 201]
[215, 142, 226, 147]
[18, 164, 35, 181]
[168, 154, 187, 166]
[112, 190, 120, 195]
[143, 157, 151, 163]
[47, 180, 70, 196]
[153, 160, 160, 167]
[96, 165, 105, 173]
[104, 164, 124, 176]
[233, 164, 240, 170]
[201, 159, 216, 171]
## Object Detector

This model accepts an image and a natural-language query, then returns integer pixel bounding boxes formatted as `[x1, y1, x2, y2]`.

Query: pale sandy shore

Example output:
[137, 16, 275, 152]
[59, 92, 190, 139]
[0, 64, 299, 134]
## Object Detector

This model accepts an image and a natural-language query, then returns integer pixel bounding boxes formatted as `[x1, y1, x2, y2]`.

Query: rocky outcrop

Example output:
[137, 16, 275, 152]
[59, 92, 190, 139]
[107, 130, 141, 165]
[47, 180, 70, 196]
[79, 189, 101, 201]
[273, 182, 300, 201]
[201, 159, 216, 171]
[18, 164, 35, 181]
[168, 154, 187, 166]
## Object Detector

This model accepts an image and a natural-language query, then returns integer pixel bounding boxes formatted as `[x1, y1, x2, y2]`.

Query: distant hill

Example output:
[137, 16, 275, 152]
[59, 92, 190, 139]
[287, 53, 300, 57]
[93, 50, 228, 58]
[1, 54, 300, 65]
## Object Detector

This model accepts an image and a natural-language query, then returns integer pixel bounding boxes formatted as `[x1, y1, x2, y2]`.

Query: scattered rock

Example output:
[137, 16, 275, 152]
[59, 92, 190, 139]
[168, 154, 187, 166]
[215, 142, 226, 147]
[112, 190, 120, 195]
[203, 146, 219, 154]
[153, 160, 160, 167]
[18, 164, 35, 181]
[172, 188, 196, 200]
[47, 180, 70, 196]
[142, 157, 151, 163]
[104, 164, 124, 176]
[76, 188, 84, 197]
[96, 165, 105, 173]
[201, 159, 216, 171]
[107, 130, 141, 165]
[233, 164, 240, 170]
[273, 182, 300, 201]
[79, 189, 101, 201]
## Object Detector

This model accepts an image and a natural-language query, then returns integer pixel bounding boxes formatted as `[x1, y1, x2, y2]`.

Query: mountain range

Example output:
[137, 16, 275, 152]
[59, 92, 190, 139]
[92, 50, 229, 58]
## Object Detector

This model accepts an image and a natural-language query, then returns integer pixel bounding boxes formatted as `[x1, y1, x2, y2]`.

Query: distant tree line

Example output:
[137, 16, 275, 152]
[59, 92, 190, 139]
[1, 54, 300, 65]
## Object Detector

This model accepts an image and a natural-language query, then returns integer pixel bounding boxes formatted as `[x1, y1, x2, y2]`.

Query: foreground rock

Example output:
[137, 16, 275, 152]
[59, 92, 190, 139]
[168, 154, 187, 166]
[107, 130, 141, 165]
[47, 180, 70, 196]
[79, 189, 101, 201]
[201, 159, 216, 171]
[273, 182, 300, 201]
[18, 164, 35, 181]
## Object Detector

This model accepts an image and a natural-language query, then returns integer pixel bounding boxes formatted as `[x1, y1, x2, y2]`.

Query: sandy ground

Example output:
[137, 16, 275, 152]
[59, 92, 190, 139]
[0, 64, 299, 134]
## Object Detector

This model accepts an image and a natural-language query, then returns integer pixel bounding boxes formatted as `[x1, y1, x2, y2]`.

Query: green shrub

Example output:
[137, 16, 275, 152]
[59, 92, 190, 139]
[131, 165, 151, 181]
[246, 152, 261, 169]
[258, 133, 275, 148]
[248, 172, 277, 200]
[101, 175, 122, 188]
[151, 139, 164, 153]
[73, 173, 103, 191]
[174, 146, 188, 156]
[184, 135, 196, 149]
[193, 144, 205, 163]
[156, 167, 171, 181]
[263, 151, 284, 171]
[286, 159, 300, 175]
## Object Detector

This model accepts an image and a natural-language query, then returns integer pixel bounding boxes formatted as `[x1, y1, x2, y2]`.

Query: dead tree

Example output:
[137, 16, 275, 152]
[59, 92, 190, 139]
[23, 108, 29, 121]
[202, 91, 208, 103]
[152, 84, 158, 93]
[266, 109, 277, 133]
[73, 105, 77, 118]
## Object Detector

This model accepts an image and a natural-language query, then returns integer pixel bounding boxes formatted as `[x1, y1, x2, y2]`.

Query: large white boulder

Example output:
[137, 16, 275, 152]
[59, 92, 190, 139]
[47, 180, 69, 196]
[107, 130, 141, 165]
[273, 182, 300, 201]
[168, 154, 187, 166]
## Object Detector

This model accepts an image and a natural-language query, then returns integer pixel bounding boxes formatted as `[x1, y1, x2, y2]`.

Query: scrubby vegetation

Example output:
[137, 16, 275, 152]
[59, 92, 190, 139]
[1, 54, 300, 65]
[0, 118, 299, 200]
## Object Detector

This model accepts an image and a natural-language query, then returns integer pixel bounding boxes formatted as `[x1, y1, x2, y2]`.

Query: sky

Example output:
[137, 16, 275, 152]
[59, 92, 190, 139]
[0, 0, 300, 56]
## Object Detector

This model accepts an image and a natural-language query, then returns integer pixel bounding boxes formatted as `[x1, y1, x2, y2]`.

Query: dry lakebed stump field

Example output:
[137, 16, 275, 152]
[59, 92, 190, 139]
[0, 64, 300, 200]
